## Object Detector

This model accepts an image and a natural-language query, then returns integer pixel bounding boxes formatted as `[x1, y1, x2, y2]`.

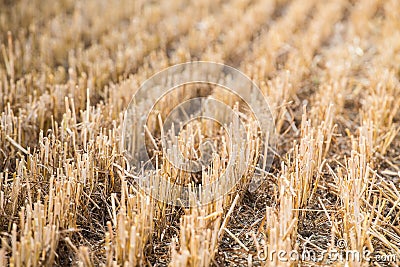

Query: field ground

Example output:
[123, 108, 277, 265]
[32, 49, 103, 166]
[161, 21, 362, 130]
[1, 0, 400, 266]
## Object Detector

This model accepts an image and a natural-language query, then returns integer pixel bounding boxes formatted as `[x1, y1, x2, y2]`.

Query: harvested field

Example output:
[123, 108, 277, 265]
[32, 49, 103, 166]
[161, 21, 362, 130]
[1, 0, 400, 266]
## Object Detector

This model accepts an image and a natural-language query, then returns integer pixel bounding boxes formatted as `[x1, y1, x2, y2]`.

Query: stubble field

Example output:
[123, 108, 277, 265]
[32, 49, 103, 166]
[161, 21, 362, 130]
[0, 0, 400, 266]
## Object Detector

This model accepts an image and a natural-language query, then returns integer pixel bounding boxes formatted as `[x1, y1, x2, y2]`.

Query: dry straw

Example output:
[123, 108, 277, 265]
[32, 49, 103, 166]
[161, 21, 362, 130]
[1, 0, 399, 266]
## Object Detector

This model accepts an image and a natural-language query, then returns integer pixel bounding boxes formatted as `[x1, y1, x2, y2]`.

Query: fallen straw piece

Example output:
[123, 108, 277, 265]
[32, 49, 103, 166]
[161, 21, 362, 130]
[5, 135, 28, 155]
